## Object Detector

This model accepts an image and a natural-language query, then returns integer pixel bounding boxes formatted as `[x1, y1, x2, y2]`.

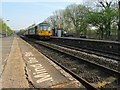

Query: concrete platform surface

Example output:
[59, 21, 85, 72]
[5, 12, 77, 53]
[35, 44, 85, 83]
[0, 36, 14, 89]
[1, 36, 85, 89]
[2, 36, 29, 88]
[0, 36, 14, 76]
[18, 36, 85, 88]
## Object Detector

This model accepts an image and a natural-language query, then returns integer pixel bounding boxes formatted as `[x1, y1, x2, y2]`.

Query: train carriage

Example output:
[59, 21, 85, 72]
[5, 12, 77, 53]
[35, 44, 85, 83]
[37, 22, 52, 39]
[25, 22, 52, 39]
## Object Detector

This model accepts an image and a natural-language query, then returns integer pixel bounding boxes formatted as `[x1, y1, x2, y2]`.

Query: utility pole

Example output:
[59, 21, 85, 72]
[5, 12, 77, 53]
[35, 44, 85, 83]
[118, 1, 120, 85]
[118, 1, 120, 41]
[5, 24, 7, 37]
[5, 20, 10, 37]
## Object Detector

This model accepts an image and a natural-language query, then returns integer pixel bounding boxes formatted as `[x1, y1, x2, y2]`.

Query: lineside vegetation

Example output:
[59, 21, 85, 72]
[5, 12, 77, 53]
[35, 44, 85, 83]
[45, 0, 118, 40]
[0, 18, 13, 36]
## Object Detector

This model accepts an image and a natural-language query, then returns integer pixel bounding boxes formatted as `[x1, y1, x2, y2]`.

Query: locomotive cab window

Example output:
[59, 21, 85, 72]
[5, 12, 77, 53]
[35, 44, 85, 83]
[39, 23, 50, 31]
[48, 27, 50, 31]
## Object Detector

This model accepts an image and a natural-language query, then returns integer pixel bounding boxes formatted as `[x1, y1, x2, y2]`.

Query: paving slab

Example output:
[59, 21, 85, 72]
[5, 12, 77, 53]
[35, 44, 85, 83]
[18, 36, 85, 88]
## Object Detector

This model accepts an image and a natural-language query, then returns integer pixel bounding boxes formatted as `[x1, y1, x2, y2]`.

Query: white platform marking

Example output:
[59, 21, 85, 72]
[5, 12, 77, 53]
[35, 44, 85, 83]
[25, 52, 33, 57]
[25, 52, 53, 84]
[28, 57, 38, 63]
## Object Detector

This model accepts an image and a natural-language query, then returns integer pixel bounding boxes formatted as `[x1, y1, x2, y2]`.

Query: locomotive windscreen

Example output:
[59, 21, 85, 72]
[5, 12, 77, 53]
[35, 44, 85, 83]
[39, 23, 50, 31]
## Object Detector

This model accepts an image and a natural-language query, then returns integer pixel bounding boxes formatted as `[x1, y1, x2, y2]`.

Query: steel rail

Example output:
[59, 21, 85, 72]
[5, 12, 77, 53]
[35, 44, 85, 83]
[21, 36, 97, 90]
[21, 36, 120, 89]
[47, 40, 120, 61]
[34, 41, 120, 76]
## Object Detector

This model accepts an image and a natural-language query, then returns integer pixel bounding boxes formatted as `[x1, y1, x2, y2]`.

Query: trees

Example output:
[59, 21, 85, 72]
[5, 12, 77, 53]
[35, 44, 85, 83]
[45, 4, 90, 37]
[17, 29, 26, 35]
[98, 1, 117, 39]
[87, 11, 104, 39]
[62, 4, 89, 37]
[44, 1, 118, 40]
[86, 0, 118, 39]
[0, 18, 13, 36]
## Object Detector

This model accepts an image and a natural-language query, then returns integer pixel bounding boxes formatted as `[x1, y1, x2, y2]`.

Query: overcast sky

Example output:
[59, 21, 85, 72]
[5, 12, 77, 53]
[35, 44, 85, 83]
[1, 0, 114, 30]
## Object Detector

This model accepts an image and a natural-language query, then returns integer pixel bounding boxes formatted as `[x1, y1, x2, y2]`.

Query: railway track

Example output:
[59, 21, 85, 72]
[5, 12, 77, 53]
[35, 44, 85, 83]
[47, 40, 119, 61]
[41, 41, 119, 72]
[21, 36, 120, 89]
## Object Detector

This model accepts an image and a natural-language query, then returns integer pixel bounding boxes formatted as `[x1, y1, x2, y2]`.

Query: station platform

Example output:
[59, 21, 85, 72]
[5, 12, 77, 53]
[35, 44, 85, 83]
[1, 36, 85, 88]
